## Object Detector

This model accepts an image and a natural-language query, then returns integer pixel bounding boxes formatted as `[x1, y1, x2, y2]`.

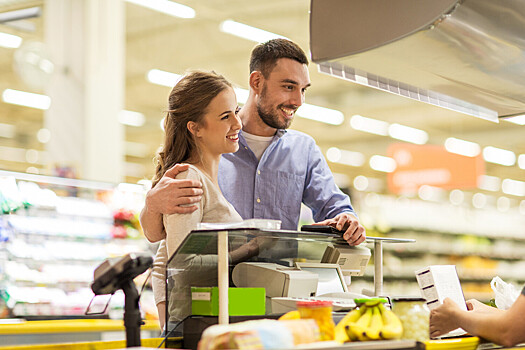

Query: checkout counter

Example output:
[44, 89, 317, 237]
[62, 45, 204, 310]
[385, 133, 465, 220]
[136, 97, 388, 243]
[164, 226, 414, 349]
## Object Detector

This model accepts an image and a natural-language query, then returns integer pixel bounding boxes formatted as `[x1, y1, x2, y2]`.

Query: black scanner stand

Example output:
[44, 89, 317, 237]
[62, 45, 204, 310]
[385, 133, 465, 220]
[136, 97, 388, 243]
[91, 253, 153, 348]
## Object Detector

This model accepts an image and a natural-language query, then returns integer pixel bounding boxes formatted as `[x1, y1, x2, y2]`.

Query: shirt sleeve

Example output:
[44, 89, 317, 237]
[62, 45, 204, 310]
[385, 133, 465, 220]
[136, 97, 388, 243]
[302, 140, 357, 222]
[152, 239, 168, 305]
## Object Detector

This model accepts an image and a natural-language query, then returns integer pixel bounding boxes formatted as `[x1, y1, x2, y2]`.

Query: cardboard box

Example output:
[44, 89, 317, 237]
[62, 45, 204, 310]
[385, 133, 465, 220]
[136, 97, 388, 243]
[191, 287, 265, 316]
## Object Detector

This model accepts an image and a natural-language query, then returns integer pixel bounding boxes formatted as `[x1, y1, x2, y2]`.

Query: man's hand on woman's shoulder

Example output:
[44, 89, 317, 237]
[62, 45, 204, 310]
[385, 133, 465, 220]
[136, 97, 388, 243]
[146, 164, 204, 215]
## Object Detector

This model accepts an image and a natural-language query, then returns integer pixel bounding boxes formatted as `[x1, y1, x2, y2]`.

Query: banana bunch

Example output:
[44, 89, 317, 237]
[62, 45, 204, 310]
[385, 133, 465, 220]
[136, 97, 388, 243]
[334, 299, 403, 343]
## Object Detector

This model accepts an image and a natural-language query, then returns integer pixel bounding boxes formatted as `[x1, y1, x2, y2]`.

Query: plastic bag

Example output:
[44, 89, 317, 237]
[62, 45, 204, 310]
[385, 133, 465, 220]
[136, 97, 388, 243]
[490, 276, 521, 310]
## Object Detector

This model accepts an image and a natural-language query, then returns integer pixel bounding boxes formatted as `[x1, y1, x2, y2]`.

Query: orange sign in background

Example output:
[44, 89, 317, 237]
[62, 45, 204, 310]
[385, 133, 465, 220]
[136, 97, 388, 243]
[387, 143, 485, 194]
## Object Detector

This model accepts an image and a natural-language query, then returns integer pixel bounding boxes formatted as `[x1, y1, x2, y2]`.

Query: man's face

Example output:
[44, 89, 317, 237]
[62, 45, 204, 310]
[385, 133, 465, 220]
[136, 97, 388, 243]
[256, 58, 311, 130]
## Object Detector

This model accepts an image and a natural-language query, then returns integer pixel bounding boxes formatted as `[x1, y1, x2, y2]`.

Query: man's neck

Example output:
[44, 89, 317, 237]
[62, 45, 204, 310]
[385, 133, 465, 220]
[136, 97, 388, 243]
[239, 99, 277, 137]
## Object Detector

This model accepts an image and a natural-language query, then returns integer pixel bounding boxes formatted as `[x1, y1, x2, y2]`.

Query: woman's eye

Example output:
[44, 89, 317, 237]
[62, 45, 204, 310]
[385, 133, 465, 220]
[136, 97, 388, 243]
[221, 115, 229, 120]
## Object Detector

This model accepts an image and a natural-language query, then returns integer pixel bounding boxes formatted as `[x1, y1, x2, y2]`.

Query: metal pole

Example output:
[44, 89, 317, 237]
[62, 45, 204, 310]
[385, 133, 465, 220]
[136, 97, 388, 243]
[374, 240, 383, 296]
[218, 230, 229, 324]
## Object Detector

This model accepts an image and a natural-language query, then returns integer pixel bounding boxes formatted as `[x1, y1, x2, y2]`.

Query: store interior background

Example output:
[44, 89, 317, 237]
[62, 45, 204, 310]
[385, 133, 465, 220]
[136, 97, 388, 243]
[0, 0, 525, 319]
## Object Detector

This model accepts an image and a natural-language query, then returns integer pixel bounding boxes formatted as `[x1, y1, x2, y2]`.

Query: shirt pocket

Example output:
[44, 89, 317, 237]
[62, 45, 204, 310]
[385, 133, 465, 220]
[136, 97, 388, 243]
[274, 170, 304, 211]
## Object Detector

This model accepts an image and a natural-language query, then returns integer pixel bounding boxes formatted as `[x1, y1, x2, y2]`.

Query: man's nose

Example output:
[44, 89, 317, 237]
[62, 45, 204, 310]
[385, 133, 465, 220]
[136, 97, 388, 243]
[290, 89, 304, 107]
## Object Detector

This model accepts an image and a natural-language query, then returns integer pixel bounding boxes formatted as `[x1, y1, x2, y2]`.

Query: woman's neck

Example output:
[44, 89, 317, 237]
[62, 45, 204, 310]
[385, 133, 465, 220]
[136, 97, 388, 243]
[187, 152, 221, 186]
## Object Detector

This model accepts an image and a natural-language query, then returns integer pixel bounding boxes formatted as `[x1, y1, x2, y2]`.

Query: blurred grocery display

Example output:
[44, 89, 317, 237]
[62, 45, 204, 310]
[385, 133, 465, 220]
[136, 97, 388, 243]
[0, 171, 156, 320]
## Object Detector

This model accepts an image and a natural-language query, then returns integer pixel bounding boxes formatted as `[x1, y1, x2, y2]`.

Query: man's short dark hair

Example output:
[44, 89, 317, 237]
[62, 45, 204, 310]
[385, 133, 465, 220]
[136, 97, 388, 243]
[249, 38, 309, 78]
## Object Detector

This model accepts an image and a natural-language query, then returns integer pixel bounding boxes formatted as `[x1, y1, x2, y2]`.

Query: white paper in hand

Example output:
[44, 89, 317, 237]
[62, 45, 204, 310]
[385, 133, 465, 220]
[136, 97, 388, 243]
[415, 265, 467, 338]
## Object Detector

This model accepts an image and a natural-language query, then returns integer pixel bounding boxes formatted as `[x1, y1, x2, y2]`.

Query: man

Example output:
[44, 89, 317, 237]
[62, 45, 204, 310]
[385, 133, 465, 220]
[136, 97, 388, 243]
[140, 38, 365, 246]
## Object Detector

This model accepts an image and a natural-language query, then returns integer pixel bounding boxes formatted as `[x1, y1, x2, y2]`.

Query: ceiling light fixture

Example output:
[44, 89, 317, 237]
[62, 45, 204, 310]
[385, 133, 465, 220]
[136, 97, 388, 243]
[0, 123, 15, 138]
[502, 178, 525, 197]
[0, 32, 22, 48]
[326, 147, 364, 166]
[483, 146, 516, 166]
[146, 69, 181, 87]
[350, 114, 389, 136]
[518, 154, 525, 170]
[2, 89, 50, 110]
[125, 0, 195, 18]
[478, 175, 501, 192]
[369, 155, 396, 173]
[234, 88, 249, 104]
[444, 137, 480, 157]
[503, 114, 525, 125]
[297, 103, 344, 125]
[388, 123, 428, 144]
[118, 110, 145, 127]
[219, 20, 287, 43]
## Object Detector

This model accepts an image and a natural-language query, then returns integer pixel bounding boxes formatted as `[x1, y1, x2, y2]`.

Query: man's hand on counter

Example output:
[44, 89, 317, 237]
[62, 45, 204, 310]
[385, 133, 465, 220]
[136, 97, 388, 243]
[313, 213, 366, 246]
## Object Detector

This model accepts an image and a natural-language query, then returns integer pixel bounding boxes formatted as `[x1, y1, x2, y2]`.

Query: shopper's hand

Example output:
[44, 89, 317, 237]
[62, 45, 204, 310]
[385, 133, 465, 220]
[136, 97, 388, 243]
[313, 213, 366, 246]
[430, 298, 461, 338]
[146, 164, 203, 215]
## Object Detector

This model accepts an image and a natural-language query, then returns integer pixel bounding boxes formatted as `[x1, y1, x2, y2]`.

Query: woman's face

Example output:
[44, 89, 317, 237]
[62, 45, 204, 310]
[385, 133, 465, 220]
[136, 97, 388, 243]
[194, 87, 242, 157]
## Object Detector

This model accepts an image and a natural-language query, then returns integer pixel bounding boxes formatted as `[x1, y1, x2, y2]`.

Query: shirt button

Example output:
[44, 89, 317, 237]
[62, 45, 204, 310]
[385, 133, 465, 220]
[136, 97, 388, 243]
[257, 170, 261, 175]
[257, 198, 261, 203]
[244, 146, 248, 150]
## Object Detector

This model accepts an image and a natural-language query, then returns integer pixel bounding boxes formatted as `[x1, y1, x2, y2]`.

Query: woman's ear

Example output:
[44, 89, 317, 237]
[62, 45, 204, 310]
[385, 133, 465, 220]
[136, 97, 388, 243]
[187, 121, 200, 137]
[249, 71, 263, 94]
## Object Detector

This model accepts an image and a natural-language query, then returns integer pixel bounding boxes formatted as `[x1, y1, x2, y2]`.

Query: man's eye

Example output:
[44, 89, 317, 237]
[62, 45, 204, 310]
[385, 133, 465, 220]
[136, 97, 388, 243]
[235, 106, 241, 115]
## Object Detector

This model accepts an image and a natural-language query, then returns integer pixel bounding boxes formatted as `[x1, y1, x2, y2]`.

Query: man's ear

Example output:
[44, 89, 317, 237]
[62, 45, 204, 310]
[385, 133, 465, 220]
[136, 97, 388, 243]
[187, 121, 200, 137]
[249, 71, 263, 94]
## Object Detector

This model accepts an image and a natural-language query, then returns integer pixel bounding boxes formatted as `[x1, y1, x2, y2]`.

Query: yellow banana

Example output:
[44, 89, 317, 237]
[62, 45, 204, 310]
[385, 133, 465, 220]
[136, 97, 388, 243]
[334, 307, 363, 343]
[378, 303, 403, 340]
[364, 306, 383, 340]
[345, 306, 372, 341]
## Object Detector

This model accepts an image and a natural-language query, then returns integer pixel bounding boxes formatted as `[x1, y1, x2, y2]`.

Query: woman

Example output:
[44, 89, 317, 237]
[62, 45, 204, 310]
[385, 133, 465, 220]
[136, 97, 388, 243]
[150, 71, 259, 332]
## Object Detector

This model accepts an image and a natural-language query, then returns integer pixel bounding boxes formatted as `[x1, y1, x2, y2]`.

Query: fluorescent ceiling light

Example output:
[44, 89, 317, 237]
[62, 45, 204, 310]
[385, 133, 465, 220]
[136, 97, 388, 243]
[444, 137, 480, 157]
[0, 32, 22, 48]
[2, 89, 50, 110]
[369, 155, 396, 173]
[0, 123, 16, 138]
[503, 114, 525, 125]
[326, 147, 364, 166]
[483, 146, 516, 166]
[496, 196, 511, 212]
[502, 178, 525, 197]
[125, 0, 195, 18]
[472, 192, 487, 209]
[353, 175, 369, 191]
[37, 128, 51, 143]
[478, 175, 501, 192]
[297, 103, 344, 125]
[119, 110, 145, 127]
[147, 69, 181, 87]
[234, 87, 249, 104]
[449, 189, 464, 205]
[518, 154, 525, 170]
[388, 123, 428, 144]
[220, 20, 287, 43]
[418, 185, 444, 202]
[350, 115, 388, 136]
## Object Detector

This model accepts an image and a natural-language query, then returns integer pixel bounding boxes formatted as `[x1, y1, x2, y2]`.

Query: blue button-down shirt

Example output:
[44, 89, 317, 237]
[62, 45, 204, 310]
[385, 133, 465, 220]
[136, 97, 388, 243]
[218, 129, 356, 230]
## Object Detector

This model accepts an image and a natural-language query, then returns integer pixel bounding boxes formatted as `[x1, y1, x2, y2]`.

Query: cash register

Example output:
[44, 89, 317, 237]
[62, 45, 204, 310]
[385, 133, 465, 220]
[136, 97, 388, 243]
[232, 244, 371, 313]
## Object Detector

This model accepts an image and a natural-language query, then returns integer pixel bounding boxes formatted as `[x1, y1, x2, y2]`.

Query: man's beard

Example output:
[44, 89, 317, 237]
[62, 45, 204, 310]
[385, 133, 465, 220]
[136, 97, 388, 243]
[256, 85, 294, 130]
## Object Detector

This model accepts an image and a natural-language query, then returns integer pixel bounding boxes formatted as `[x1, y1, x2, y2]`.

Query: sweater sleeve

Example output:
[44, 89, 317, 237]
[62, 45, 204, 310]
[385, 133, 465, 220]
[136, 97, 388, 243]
[151, 239, 168, 305]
